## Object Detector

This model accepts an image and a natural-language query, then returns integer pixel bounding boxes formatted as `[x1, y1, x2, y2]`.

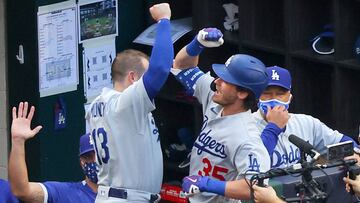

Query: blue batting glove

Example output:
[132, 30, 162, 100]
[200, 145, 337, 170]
[197, 28, 224, 47]
[182, 175, 226, 196]
[186, 28, 224, 56]
[200, 28, 223, 42]
[182, 175, 208, 196]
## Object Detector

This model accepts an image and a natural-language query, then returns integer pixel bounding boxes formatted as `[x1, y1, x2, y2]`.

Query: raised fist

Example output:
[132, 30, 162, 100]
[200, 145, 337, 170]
[149, 3, 171, 22]
[197, 28, 224, 47]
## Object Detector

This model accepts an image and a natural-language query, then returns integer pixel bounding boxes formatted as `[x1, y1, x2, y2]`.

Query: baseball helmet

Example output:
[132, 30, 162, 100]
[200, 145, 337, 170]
[212, 54, 269, 99]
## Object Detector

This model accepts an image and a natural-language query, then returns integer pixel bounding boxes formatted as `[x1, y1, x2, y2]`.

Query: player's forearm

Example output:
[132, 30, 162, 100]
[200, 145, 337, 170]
[173, 46, 200, 70]
[261, 122, 283, 156]
[143, 19, 174, 99]
[225, 179, 251, 200]
[9, 139, 32, 199]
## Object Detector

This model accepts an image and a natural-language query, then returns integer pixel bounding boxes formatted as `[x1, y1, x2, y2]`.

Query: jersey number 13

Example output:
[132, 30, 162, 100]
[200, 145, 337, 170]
[92, 128, 110, 165]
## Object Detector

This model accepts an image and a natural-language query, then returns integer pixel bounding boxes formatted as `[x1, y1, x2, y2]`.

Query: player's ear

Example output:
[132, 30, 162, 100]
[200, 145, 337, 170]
[128, 71, 136, 83]
[237, 90, 249, 100]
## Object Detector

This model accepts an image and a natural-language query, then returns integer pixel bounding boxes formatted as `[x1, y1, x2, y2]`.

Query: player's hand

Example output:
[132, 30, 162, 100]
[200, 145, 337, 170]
[344, 154, 360, 166]
[11, 102, 42, 142]
[149, 3, 171, 21]
[253, 185, 284, 203]
[343, 175, 360, 196]
[266, 105, 289, 129]
[182, 175, 207, 196]
[196, 28, 224, 47]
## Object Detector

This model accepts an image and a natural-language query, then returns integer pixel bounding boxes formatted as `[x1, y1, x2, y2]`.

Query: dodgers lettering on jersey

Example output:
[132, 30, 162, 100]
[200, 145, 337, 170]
[253, 110, 343, 169]
[193, 115, 227, 159]
[271, 145, 301, 168]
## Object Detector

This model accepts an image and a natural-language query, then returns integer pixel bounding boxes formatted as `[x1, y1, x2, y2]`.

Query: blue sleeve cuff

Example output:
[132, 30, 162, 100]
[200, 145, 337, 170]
[340, 135, 359, 148]
[261, 122, 284, 155]
[172, 67, 204, 95]
[202, 177, 226, 196]
[186, 37, 204, 56]
[267, 122, 285, 134]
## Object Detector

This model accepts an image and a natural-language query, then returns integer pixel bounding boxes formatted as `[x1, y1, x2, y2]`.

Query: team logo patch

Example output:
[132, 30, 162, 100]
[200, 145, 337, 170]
[271, 70, 280, 80]
[248, 154, 260, 172]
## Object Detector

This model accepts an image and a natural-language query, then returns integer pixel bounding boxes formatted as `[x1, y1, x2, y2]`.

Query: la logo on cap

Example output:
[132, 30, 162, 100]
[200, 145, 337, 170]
[271, 70, 280, 80]
[89, 134, 94, 145]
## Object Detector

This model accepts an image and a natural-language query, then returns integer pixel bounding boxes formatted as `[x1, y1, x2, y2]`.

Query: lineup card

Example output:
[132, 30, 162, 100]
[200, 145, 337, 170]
[38, 0, 78, 97]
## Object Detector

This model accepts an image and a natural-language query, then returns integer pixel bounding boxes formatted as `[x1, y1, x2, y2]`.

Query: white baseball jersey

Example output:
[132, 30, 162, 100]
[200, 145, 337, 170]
[253, 110, 343, 168]
[189, 75, 271, 203]
[85, 78, 163, 194]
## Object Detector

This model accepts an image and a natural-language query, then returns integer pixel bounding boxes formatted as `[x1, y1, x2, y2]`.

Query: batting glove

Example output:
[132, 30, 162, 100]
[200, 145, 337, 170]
[186, 28, 224, 56]
[182, 175, 208, 196]
[197, 28, 224, 48]
[182, 175, 227, 196]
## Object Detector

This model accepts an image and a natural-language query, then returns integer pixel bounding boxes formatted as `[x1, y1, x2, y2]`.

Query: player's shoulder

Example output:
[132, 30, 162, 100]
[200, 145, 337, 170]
[235, 111, 263, 140]
[289, 113, 317, 122]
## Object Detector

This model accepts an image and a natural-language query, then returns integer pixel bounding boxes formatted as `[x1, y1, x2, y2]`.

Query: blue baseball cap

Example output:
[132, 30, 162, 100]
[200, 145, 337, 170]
[355, 36, 360, 62]
[79, 133, 94, 156]
[212, 54, 268, 99]
[266, 66, 291, 90]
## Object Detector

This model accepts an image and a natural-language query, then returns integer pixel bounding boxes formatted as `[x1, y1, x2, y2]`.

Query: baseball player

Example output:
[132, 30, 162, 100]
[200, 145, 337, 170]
[85, 3, 173, 203]
[256, 66, 359, 169]
[0, 179, 19, 203]
[172, 28, 271, 202]
[9, 102, 97, 203]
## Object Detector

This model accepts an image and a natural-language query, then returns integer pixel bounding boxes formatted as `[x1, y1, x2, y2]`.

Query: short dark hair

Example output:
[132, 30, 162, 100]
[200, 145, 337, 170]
[237, 86, 256, 110]
[111, 49, 149, 82]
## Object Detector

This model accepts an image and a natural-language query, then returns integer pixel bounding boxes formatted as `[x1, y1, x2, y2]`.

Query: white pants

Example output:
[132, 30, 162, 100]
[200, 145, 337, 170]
[95, 186, 160, 203]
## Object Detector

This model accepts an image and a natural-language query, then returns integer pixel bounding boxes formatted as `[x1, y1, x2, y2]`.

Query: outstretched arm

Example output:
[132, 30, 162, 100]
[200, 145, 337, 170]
[9, 102, 44, 203]
[143, 3, 173, 100]
[182, 176, 252, 200]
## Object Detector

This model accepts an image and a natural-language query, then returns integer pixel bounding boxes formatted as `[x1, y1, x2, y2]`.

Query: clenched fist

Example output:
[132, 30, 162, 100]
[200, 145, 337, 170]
[149, 3, 171, 22]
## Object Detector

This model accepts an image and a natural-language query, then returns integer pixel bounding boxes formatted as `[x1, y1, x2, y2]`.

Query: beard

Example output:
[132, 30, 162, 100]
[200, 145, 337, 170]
[212, 90, 238, 106]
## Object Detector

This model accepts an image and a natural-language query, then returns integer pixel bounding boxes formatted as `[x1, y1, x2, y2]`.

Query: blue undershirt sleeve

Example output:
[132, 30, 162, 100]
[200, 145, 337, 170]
[143, 19, 174, 100]
[261, 122, 284, 156]
[203, 177, 226, 196]
[340, 135, 359, 148]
